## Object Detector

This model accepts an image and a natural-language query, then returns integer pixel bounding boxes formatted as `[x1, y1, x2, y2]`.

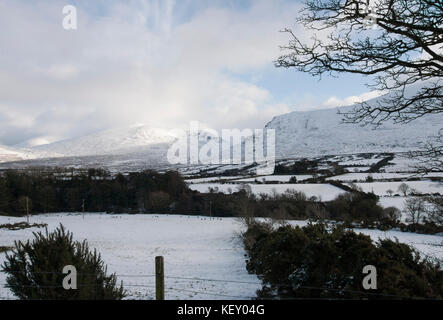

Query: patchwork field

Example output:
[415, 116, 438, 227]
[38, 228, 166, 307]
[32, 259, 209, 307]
[327, 172, 443, 182]
[188, 183, 346, 201]
[347, 181, 442, 196]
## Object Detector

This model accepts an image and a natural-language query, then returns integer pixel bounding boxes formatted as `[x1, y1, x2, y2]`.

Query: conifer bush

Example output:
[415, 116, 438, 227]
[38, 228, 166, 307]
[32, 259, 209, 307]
[1, 224, 126, 300]
[243, 222, 443, 299]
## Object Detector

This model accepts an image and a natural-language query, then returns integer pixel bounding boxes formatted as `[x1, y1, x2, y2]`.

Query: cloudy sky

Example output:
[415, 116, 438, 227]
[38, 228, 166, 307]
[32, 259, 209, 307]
[0, 0, 379, 147]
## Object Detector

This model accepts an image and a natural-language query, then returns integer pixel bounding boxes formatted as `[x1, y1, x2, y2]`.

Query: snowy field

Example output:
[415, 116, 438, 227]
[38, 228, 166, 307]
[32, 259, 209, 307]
[378, 196, 408, 214]
[352, 228, 443, 263]
[345, 166, 372, 172]
[347, 181, 442, 196]
[0, 213, 442, 300]
[188, 180, 442, 202]
[188, 183, 346, 201]
[0, 214, 261, 300]
[327, 172, 443, 182]
[338, 158, 380, 166]
[383, 156, 425, 173]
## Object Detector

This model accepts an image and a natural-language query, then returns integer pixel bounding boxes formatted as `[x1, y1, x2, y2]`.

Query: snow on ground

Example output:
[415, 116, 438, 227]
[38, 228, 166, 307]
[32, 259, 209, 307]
[328, 172, 443, 182]
[378, 196, 408, 212]
[0, 214, 441, 301]
[345, 167, 371, 173]
[383, 156, 423, 173]
[232, 175, 314, 183]
[354, 228, 443, 262]
[378, 196, 410, 221]
[347, 181, 442, 196]
[188, 183, 346, 201]
[0, 214, 261, 300]
[338, 159, 379, 166]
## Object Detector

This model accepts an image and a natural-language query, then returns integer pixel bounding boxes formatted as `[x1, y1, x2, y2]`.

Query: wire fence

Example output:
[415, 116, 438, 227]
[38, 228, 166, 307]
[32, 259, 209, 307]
[0, 270, 440, 300]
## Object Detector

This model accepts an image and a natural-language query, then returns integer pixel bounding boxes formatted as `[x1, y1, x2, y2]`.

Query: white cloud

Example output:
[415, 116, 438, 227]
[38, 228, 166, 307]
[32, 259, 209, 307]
[322, 90, 387, 108]
[0, 0, 304, 146]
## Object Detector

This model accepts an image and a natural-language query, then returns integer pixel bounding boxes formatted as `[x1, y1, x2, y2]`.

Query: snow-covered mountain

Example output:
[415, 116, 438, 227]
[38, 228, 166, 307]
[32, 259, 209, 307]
[27, 107, 441, 167]
[32, 124, 222, 157]
[32, 125, 179, 157]
[0, 145, 49, 163]
[2, 83, 441, 167]
[0, 145, 27, 162]
[266, 105, 442, 158]
[266, 81, 443, 158]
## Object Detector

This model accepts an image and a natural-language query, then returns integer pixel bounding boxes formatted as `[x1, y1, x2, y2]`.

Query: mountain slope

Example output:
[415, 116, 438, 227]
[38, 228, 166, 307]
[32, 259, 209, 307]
[13, 83, 443, 163]
[0, 145, 39, 163]
[32, 124, 224, 158]
[32, 109, 442, 161]
[33, 125, 181, 157]
[266, 105, 442, 158]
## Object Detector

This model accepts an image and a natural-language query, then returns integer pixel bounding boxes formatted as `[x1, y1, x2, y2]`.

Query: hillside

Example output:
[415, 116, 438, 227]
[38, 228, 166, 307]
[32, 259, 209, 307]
[266, 107, 441, 158]
[0, 83, 440, 169]
[32, 125, 179, 157]
[0, 145, 37, 163]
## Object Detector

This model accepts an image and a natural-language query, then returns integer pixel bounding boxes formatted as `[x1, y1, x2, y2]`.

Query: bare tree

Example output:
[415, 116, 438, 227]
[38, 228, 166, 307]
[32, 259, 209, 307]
[383, 206, 401, 220]
[404, 197, 426, 224]
[237, 184, 253, 197]
[423, 194, 443, 225]
[397, 182, 410, 196]
[237, 194, 256, 226]
[307, 202, 328, 220]
[276, 0, 442, 169]
[409, 130, 443, 173]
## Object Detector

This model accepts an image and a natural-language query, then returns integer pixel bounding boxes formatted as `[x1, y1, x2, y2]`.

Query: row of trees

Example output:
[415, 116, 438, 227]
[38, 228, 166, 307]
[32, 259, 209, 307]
[0, 169, 187, 215]
[0, 168, 440, 232]
[404, 195, 443, 225]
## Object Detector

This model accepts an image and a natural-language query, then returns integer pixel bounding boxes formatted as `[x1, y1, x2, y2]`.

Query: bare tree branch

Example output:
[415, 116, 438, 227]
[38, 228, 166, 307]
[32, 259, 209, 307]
[276, 0, 443, 170]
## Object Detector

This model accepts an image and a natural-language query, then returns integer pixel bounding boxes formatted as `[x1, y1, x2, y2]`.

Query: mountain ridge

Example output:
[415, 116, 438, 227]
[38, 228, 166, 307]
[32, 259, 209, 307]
[1, 83, 440, 164]
[266, 106, 441, 158]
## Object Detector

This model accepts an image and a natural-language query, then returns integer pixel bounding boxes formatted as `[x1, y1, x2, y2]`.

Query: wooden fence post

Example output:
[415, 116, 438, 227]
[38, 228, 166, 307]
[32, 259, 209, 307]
[155, 256, 164, 300]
